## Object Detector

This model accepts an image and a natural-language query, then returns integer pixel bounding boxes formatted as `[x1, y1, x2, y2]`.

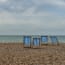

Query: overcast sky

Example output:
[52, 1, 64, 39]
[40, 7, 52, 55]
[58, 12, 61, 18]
[0, 0, 65, 35]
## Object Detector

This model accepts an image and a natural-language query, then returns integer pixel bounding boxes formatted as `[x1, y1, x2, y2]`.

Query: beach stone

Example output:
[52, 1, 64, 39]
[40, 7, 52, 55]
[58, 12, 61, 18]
[0, 43, 65, 65]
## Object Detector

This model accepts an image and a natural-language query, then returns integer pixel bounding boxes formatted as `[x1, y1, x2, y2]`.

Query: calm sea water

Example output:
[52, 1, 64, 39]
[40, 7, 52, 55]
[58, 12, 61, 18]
[0, 35, 65, 43]
[0, 35, 23, 43]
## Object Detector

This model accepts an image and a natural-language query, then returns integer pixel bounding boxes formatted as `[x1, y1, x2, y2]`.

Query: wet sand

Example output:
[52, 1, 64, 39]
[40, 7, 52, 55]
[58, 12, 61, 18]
[0, 43, 65, 65]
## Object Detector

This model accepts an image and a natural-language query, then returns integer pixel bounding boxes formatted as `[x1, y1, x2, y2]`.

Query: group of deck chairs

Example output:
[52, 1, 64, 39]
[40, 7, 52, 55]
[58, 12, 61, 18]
[23, 36, 59, 48]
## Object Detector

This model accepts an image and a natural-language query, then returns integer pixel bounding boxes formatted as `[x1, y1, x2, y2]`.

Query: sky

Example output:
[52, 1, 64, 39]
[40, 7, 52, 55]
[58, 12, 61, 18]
[0, 0, 65, 35]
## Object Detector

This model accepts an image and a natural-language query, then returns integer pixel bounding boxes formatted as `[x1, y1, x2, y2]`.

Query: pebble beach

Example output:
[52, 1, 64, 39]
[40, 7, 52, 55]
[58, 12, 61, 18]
[0, 43, 65, 65]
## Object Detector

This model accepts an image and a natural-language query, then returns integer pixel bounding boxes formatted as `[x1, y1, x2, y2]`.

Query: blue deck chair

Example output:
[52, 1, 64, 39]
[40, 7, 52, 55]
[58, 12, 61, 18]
[33, 38, 40, 47]
[23, 36, 31, 47]
[50, 36, 58, 44]
[41, 36, 48, 44]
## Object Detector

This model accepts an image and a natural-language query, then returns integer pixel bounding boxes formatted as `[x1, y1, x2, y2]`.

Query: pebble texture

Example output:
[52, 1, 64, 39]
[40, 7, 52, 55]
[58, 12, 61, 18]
[0, 43, 65, 65]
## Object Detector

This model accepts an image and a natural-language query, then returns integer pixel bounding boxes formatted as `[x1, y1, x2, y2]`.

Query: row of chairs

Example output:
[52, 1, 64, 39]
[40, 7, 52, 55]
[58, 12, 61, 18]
[23, 36, 59, 48]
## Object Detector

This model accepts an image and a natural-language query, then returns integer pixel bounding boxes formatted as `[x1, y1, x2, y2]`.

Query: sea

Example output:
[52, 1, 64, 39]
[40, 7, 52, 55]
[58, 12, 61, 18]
[0, 35, 23, 43]
[0, 35, 65, 43]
